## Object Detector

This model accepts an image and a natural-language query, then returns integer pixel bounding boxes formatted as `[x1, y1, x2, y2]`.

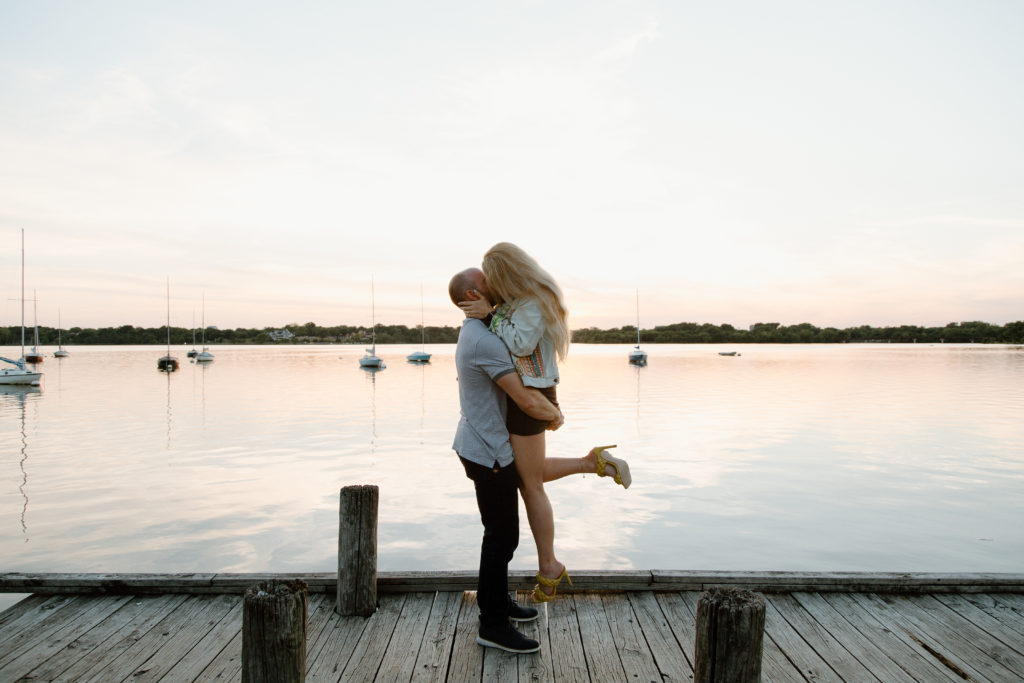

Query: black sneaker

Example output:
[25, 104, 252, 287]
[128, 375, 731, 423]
[477, 621, 540, 653]
[508, 600, 538, 623]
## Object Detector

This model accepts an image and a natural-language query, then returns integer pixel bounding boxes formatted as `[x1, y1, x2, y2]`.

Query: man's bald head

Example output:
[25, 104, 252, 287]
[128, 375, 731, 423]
[449, 267, 486, 306]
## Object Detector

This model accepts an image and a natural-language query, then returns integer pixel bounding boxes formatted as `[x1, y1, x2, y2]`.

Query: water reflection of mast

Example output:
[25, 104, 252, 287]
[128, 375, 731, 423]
[200, 358, 209, 428]
[634, 362, 643, 436]
[4, 387, 39, 541]
[419, 362, 426, 442]
[362, 366, 380, 462]
[165, 367, 173, 449]
[19, 393, 29, 540]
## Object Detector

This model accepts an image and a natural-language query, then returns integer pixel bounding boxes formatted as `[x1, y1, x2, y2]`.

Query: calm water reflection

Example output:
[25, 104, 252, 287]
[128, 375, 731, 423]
[1, 343, 1022, 574]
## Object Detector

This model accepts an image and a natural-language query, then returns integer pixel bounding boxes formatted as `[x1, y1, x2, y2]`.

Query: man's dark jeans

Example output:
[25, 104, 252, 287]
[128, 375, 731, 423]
[460, 457, 519, 627]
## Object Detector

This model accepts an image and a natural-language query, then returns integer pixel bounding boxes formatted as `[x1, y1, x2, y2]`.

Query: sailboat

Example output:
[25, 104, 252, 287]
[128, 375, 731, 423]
[628, 288, 648, 365]
[406, 283, 431, 363]
[157, 278, 179, 372]
[359, 277, 385, 369]
[53, 307, 69, 357]
[196, 294, 214, 362]
[1, 230, 42, 385]
[187, 309, 198, 358]
[23, 291, 44, 364]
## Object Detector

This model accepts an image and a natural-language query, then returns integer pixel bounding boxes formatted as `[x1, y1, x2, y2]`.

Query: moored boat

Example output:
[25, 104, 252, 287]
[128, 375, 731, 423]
[628, 288, 647, 365]
[407, 283, 431, 364]
[157, 278, 178, 372]
[359, 277, 385, 369]
[0, 357, 42, 385]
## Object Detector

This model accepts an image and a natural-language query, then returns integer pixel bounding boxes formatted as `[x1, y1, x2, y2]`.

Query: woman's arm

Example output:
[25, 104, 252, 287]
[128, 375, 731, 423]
[490, 299, 544, 357]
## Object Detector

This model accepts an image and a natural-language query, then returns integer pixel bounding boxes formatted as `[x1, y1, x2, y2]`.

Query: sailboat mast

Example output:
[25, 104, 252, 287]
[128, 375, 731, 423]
[635, 288, 641, 346]
[58, 307, 62, 348]
[33, 290, 39, 349]
[420, 282, 426, 350]
[20, 229, 25, 358]
[201, 293, 206, 347]
[166, 277, 171, 355]
[370, 276, 376, 354]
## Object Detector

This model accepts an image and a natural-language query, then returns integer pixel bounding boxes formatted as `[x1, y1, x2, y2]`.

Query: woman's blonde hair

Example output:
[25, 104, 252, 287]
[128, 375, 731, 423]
[482, 242, 570, 360]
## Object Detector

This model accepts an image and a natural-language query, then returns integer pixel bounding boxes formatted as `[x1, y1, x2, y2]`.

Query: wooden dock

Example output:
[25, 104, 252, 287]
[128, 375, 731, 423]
[2, 573, 1023, 682]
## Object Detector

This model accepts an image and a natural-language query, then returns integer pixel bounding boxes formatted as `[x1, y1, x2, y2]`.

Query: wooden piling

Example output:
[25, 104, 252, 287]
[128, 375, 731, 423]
[241, 578, 308, 683]
[694, 587, 766, 683]
[337, 484, 379, 616]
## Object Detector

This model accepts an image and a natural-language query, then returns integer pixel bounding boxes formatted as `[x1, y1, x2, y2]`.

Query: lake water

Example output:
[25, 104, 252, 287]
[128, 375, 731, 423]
[2, 343, 1022, 579]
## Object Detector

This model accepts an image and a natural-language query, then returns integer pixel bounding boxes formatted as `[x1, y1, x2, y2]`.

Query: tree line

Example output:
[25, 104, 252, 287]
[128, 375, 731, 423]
[2, 319, 1021, 347]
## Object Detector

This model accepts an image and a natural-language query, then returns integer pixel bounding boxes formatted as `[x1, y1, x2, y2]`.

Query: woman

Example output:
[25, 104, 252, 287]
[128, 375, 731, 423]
[460, 242, 632, 602]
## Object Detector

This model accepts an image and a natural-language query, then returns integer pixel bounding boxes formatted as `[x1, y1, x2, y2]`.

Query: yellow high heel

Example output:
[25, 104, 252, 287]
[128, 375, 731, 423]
[593, 445, 631, 489]
[532, 566, 572, 603]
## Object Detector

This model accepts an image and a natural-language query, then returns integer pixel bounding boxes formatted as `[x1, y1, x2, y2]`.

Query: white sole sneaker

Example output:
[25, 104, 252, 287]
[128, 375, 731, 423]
[476, 636, 540, 653]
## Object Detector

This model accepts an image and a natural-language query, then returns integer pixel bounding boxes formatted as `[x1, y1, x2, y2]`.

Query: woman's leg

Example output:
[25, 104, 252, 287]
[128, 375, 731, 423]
[511, 432, 564, 588]
[541, 448, 610, 483]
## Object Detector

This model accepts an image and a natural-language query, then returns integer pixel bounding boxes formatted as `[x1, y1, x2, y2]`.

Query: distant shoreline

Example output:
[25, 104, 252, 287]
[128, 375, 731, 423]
[3, 319, 1021, 345]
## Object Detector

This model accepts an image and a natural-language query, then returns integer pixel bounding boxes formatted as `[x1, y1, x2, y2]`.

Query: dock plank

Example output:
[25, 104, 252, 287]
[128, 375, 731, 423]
[847, 592, 997, 682]
[0, 594, 45, 631]
[763, 595, 841, 683]
[0, 594, 92, 658]
[574, 593, 626, 682]
[761, 632, 808, 683]
[823, 591, 965, 683]
[905, 593, 1024, 679]
[410, 590, 462, 683]
[0, 595, 132, 682]
[969, 594, 1024, 641]
[160, 597, 242, 682]
[304, 602, 374, 682]
[600, 592, 662, 682]
[655, 592, 699, 671]
[516, 590, 554, 683]
[481, 640, 518, 683]
[16, 595, 166, 683]
[545, 596, 588, 682]
[335, 593, 406, 682]
[376, 592, 436, 682]
[121, 593, 236, 682]
[932, 593, 1024, 656]
[76, 594, 222, 683]
[791, 592, 932, 683]
[767, 593, 880, 682]
[627, 591, 693, 682]
[50, 594, 189, 683]
[446, 591, 483, 683]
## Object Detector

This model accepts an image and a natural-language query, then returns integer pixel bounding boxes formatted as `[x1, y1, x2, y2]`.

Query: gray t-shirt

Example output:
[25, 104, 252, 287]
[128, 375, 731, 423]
[452, 318, 517, 468]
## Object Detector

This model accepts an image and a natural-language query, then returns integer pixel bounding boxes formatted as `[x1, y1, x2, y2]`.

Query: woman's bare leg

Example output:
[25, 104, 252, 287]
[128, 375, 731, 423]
[542, 448, 608, 483]
[511, 432, 564, 590]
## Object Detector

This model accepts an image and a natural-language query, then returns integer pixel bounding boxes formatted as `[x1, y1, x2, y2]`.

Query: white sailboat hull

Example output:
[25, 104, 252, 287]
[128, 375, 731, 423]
[0, 368, 42, 385]
[359, 355, 385, 368]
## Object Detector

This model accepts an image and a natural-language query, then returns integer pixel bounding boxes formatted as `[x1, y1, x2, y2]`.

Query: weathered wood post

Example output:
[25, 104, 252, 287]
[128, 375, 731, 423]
[337, 484, 379, 616]
[694, 587, 766, 683]
[241, 578, 308, 683]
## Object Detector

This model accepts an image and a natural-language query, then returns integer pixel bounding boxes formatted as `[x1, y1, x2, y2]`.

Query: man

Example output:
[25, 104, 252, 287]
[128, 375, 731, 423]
[449, 267, 563, 654]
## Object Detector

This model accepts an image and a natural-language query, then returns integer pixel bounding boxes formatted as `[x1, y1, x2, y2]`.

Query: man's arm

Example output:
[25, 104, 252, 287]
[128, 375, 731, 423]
[496, 374, 563, 429]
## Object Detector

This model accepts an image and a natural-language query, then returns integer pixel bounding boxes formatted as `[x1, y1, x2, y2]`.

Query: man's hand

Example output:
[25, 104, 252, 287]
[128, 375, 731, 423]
[458, 297, 493, 320]
[547, 409, 565, 431]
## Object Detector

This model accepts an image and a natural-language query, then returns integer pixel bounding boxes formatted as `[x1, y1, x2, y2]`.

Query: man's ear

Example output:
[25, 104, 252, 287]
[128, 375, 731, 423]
[464, 289, 480, 301]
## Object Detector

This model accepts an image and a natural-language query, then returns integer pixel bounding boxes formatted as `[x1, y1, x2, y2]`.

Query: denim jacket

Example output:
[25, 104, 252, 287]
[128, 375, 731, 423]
[489, 297, 559, 388]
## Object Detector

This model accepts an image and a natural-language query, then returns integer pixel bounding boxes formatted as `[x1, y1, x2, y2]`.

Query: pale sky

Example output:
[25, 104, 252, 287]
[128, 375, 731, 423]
[2, 1, 1021, 332]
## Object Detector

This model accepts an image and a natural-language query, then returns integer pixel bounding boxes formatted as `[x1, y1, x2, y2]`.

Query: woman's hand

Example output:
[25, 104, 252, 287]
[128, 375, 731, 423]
[458, 297, 494, 320]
